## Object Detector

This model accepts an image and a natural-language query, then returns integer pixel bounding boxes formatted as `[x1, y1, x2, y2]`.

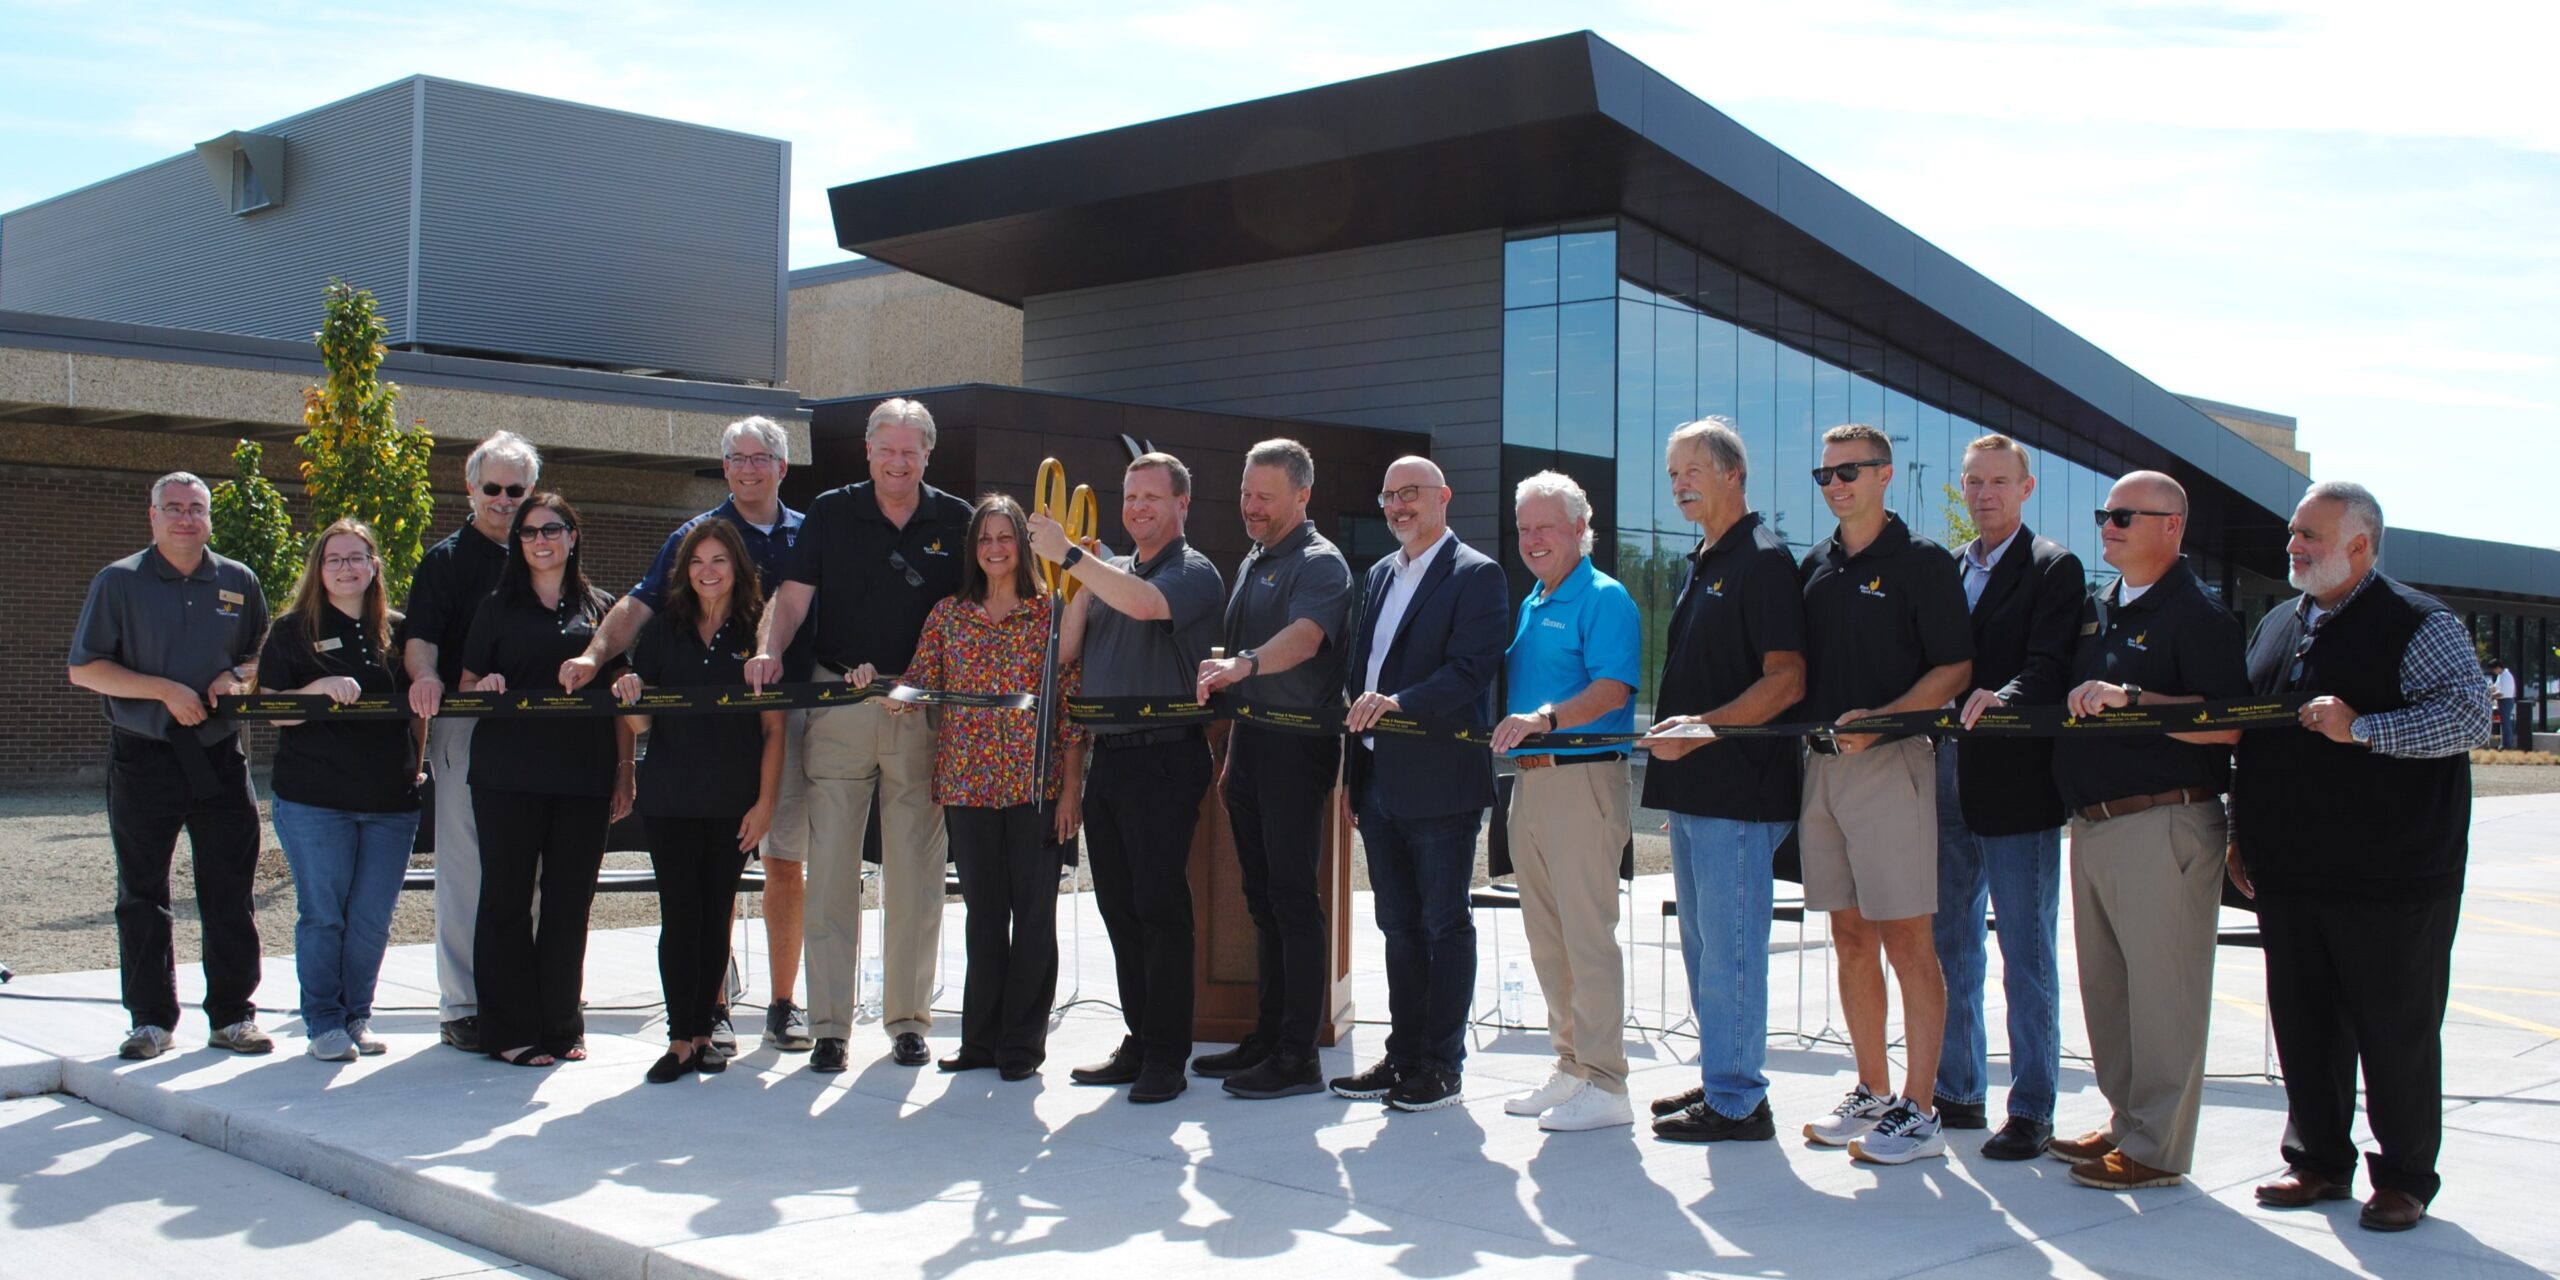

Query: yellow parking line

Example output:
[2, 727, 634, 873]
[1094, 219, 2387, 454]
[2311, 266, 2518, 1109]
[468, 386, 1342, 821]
[2463, 913, 2560, 939]
[2481, 891, 2560, 909]
[2453, 984, 2560, 999]
[2447, 1001, 2560, 1040]
[2214, 992, 2264, 1014]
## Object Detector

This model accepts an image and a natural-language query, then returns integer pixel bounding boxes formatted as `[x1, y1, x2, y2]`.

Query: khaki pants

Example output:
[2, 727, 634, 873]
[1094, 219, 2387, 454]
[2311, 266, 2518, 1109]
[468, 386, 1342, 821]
[2068, 797, 2227, 1173]
[1508, 759, 1633, 1093]
[802, 696, 945, 1040]
[428, 717, 480, 1020]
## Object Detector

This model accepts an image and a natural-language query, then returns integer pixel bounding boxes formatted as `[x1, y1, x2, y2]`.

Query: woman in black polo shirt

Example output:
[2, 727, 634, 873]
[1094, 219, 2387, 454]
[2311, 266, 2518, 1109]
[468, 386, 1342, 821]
[460, 493, 634, 1067]
[611, 520, 784, 1083]
[256, 519, 422, 1063]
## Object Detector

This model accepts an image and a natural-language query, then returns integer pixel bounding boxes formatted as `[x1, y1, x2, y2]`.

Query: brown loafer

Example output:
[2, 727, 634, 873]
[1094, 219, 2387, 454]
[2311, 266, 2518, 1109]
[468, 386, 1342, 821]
[2047, 1129, 2118, 1164]
[2069, 1149, 2183, 1190]
[2255, 1166, 2353, 1208]
[2359, 1188, 2426, 1232]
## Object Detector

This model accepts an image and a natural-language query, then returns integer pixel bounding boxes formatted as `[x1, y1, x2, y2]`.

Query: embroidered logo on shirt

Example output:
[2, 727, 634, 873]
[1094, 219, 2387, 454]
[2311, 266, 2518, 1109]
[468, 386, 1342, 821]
[922, 539, 947, 555]
[1260, 571, 1278, 587]
[1540, 617, 1569, 630]
[2122, 631, 2149, 652]
[1858, 577, 1887, 599]
[1699, 578, 1725, 598]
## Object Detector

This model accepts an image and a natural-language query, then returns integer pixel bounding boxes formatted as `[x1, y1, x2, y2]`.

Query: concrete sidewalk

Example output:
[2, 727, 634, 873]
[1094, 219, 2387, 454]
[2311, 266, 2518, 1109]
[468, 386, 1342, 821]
[2, 796, 2556, 1279]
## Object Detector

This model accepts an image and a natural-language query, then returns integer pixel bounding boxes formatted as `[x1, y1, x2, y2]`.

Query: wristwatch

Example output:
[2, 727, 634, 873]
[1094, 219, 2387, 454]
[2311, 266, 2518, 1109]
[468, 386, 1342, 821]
[2121, 683, 2144, 707]
[1539, 704, 1559, 731]
[1239, 649, 1261, 677]
[1061, 544, 1085, 571]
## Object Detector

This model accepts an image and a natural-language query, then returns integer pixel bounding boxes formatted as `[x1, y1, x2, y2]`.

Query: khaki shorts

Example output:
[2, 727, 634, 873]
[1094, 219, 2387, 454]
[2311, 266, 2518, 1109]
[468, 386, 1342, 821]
[1798, 735, 1937, 921]
[760, 708, 811, 862]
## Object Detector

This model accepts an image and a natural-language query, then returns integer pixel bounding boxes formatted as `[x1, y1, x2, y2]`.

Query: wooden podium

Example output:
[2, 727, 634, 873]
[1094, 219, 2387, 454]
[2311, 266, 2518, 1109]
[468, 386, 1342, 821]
[1188, 722, 1356, 1046]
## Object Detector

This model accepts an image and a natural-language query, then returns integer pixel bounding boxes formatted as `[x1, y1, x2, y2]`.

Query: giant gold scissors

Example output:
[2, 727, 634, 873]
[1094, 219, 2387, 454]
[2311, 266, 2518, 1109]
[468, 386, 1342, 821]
[1033, 457, 1095, 808]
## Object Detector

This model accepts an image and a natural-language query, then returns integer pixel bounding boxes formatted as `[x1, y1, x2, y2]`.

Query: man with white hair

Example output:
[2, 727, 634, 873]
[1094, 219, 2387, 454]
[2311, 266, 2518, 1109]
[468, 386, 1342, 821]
[403, 430, 540, 1052]
[1486, 469, 1640, 1132]
[2232, 481, 2488, 1232]
[562, 415, 816, 1054]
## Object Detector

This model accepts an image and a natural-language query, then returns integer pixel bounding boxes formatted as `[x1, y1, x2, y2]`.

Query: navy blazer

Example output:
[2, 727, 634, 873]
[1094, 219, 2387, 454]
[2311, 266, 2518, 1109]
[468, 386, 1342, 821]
[1343, 535, 1509, 820]
[1953, 526, 2086, 836]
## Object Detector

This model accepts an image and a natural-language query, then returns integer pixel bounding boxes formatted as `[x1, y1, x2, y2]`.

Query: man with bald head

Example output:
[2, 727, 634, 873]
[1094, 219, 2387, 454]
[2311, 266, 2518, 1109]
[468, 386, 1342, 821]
[1332, 455, 1508, 1111]
[2046, 469, 2249, 1191]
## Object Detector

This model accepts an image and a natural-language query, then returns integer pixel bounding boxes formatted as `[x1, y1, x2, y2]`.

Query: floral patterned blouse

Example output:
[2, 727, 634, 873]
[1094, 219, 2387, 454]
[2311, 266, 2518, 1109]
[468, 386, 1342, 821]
[903, 592, 1082, 809]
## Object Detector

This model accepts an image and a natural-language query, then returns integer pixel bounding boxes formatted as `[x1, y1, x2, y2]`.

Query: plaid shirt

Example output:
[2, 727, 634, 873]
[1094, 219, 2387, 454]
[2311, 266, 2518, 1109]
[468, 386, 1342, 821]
[2305, 572, 2492, 759]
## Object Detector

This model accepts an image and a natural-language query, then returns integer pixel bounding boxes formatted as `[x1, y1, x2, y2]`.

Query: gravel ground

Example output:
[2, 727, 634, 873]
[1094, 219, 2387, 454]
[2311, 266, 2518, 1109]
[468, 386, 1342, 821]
[4, 760, 2552, 979]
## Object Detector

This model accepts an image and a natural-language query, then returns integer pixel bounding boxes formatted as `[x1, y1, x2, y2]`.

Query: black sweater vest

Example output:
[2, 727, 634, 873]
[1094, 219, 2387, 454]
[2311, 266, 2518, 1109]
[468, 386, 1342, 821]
[2236, 575, 2468, 901]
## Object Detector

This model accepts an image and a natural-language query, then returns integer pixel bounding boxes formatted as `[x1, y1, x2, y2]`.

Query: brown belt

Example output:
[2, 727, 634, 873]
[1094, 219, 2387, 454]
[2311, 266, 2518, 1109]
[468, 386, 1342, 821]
[2076, 786, 2217, 824]
[1513, 752, 1629, 771]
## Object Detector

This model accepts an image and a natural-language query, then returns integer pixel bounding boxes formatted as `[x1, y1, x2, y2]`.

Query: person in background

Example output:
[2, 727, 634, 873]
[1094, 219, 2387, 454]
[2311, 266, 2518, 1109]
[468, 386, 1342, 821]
[2490, 660, 2519, 749]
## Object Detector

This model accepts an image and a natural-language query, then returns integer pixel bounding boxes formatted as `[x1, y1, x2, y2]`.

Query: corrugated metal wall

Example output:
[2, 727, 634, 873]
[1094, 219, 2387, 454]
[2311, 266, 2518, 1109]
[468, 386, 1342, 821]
[1020, 231, 1505, 542]
[415, 80, 785, 383]
[0, 81, 416, 343]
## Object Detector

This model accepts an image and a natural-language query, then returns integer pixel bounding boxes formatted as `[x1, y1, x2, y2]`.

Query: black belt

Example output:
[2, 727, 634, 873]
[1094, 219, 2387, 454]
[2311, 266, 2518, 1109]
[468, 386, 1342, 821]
[1093, 726, 1204, 750]
[1806, 732, 1912, 756]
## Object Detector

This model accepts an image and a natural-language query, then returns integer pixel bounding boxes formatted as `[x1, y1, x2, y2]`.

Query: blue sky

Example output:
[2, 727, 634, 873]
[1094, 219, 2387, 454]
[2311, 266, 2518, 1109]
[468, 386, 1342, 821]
[3, 0, 2553, 547]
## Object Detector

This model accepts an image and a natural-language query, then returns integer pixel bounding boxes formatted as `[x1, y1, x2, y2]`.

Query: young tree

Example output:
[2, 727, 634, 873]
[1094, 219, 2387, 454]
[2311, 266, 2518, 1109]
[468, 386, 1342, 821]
[300, 279, 437, 603]
[209, 438, 300, 600]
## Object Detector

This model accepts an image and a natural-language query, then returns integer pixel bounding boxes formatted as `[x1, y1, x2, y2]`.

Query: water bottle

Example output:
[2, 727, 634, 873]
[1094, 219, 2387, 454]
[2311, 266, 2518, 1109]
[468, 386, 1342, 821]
[1501, 959, 1526, 1028]
[860, 948, 884, 1020]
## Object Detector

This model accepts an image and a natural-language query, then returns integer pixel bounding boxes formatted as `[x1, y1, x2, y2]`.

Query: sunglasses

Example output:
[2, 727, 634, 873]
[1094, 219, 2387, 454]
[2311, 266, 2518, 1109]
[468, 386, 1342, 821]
[480, 482, 528, 499]
[2093, 507, 2178, 529]
[517, 522, 574, 543]
[1810, 459, 1890, 487]
[887, 549, 925, 588]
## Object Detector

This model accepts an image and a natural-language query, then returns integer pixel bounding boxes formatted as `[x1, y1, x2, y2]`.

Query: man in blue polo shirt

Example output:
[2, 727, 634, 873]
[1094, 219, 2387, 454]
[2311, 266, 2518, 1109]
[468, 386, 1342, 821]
[561, 415, 815, 1054]
[1488, 470, 1641, 1132]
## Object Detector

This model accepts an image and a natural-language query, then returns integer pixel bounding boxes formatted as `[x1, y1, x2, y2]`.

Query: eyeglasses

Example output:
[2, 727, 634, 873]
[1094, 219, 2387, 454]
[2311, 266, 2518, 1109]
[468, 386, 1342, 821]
[517, 522, 573, 543]
[154, 503, 210, 520]
[2093, 507, 2179, 529]
[887, 549, 925, 588]
[1376, 484, 1428, 508]
[1810, 459, 1891, 487]
[724, 453, 780, 471]
[480, 482, 528, 499]
[321, 554, 375, 571]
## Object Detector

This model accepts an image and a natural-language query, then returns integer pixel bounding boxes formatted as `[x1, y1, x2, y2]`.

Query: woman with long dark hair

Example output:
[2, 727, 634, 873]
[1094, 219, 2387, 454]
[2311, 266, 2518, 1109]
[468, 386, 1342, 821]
[459, 492, 634, 1067]
[891, 494, 1083, 1080]
[256, 518, 422, 1062]
[612, 519, 784, 1083]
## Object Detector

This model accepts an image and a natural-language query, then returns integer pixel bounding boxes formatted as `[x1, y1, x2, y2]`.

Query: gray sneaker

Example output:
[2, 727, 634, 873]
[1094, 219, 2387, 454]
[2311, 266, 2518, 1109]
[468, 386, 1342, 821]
[306, 1029, 358, 1062]
[209, 1020, 274, 1055]
[764, 999, 814, 1052]
[346, 1018, 387, 1056]
[1802, 1084, 1893, 1146]
[119, 1026, 173, 1060]
[709, 1011, 739, 1056]
[1849, 1098, 1948, 1165]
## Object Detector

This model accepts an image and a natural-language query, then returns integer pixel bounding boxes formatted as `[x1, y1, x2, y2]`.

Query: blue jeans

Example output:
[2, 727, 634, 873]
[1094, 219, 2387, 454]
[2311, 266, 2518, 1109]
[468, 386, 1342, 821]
[271, 797, 418, 1035]
[1668, 812, 1791, 1120]
[1930, 744, 2062, 1123]
[1359, 800, 1484, 1072]
[2499, 697, 2520, 749]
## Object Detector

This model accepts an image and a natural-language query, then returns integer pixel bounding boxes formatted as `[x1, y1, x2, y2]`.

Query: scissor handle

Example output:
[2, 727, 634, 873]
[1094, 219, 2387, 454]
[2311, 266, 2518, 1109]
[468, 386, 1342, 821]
[1058, 484, 1098, 602]
[1035, 458, 1069, 595]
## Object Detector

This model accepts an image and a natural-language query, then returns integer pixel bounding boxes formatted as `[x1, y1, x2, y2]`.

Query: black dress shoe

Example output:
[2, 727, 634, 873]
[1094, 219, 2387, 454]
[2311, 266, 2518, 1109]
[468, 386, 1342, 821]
[1191, 1034, 1271, 1079]
[892, 1032, 931, 1067]
[1222, 1050, 1324, 1099]
[1932, 1094, 1989, 1130]
[1328, 1057, 1406, 1101]
[938, 1052, 995, 1073]
[1071, 1037, 1143, 1086]
[1980, 1117, 2054, 1161]
[1653, 1098, 1775, 1143]
[810, 1037, 849, 1073]
[1130, 1063, 1187, 1104]
[645, 1051, 691, 1084]
[1000, 1063, 1039, 1082]
[440, 1017, 483, 1053]
[1651, 1085, 1705, 1118]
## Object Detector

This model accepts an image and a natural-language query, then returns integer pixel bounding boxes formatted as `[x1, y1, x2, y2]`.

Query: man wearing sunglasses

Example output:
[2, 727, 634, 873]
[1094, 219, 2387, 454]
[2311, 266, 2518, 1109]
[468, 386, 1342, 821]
[1794, 423, 1973, 1166]
[402, 429, 541, 1053]
[2230, 482, 2487, 1232]
[2047, 470, 2248, 1192]
[751, 397, 972, 1074]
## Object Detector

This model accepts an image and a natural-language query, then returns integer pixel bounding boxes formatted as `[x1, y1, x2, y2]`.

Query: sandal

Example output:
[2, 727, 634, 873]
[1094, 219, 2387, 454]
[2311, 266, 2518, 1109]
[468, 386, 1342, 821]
[494, 1045, 556, 1068]
[560, 1038, 588, 1062]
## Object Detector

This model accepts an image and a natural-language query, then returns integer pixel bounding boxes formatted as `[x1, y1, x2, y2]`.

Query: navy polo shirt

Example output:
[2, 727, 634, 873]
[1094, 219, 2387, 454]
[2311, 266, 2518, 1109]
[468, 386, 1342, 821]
[630, 496, 813, 681]
[1503, 557, 1641, 757]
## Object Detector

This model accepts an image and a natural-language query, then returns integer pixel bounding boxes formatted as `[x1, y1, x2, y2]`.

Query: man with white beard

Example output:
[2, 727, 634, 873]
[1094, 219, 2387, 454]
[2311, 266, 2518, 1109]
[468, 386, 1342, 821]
[2229, 481, 2489, 1233]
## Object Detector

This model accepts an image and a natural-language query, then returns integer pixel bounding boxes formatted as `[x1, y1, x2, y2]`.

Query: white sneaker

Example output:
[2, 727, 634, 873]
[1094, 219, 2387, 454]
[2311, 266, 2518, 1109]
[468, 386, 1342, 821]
[1539, 1081, 1634, 1132]
[306, 1029, 358, 1062]
[1504, 1069, 1582, 1117]
[346, 1018, 387, 1056]
[1848, 1098, 1947, 1165]
[1803, 1084, 1894, 1146]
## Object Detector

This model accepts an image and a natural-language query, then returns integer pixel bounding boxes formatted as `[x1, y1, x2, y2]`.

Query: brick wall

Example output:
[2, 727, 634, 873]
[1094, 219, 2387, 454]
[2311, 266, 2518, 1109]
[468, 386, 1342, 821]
[4, 462, 699, 781]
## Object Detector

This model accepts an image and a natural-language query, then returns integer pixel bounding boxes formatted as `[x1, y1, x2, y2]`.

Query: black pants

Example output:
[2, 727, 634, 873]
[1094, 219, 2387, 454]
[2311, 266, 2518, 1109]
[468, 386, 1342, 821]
[2259, 890, 2461, 1203]
[645, 816, 751, 1043]
[105, 731, 263, 1031]
[947, 803, 1059, 1068]
[1222, 725, 1340, 1057]
[472, 787, 609, 1056]
[1084, 733, 1212, 1067]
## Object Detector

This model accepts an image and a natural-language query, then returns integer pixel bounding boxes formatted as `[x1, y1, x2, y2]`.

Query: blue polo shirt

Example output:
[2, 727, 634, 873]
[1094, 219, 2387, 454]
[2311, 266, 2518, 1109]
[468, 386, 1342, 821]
[1504, 556, 1642, 757]
[630, 496, 813, 680]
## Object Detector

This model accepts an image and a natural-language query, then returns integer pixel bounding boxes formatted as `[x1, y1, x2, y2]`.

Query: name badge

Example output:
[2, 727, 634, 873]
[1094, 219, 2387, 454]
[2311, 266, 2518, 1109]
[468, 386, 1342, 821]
[2078, 622, 2100, 636]
[314, 637, 344, 653]
[218, 589, 246, 606]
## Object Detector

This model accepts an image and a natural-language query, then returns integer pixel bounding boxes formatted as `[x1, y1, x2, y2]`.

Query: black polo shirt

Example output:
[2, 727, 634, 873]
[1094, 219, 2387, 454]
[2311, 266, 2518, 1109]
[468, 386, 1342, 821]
[1221, 519, 1356, 708]
[403, 522, 509, 688]
[1642, 513, 1805, 822]
[1081, 536, 1226, 726]
[628, 497, 815, 682]
[630, 611, 765, 820]
[257, 606, 419, 813]
[2051, 558, 2249, 809]
[460, 586, 622, 797]
[68, 545, 268, 745]
[786, 480, 973, 675]
[1798, 512, 1973, 723]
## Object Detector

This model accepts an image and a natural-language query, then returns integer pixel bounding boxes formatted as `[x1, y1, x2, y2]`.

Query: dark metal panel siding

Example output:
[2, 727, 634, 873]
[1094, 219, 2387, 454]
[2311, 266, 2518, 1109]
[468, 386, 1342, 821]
[413, 80, 784, 382]
[0, 82, 416, 341]
[1020, 231, 1505, 541]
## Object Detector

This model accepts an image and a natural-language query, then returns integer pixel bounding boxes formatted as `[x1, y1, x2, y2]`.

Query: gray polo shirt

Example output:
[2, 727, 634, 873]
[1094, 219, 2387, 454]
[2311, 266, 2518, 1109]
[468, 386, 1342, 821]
[1081, 535, 1225, 728]
[1220, 519, 1355, 709]
[68, 545, 269, 744]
